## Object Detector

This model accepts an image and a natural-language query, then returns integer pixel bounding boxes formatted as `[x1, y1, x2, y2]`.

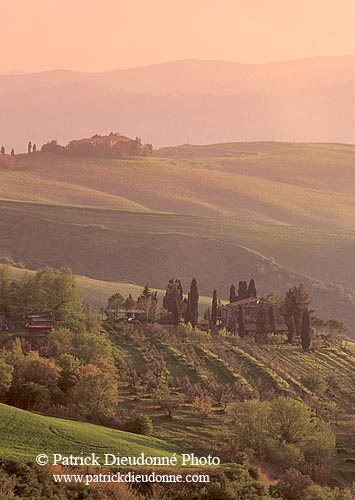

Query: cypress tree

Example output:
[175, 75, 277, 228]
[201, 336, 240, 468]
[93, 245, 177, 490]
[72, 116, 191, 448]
[163, 279, 183, 323]
[0, 146, 5, 154]
[163, 279, 173, 310]
[295, 284, 310, 335]
[229, 284, 237, 303]
[28, 141, 32, 154]
[211, 289, 218, 326]
[186, 278, 199, 327]
[172, 298, 180, 326]
[237, 280, 248, 300]
[301, 308, 311, 351]
[124, 294, 136, 310]
[10, 148, 15, 156]
[284, 284, 310, 337]
[184, 293, 191, 324]
[247, 278, 257, 298]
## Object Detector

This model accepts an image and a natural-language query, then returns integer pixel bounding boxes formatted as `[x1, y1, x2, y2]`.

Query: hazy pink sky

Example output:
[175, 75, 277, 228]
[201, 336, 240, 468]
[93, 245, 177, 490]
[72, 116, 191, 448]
[2, 0, 355, 72]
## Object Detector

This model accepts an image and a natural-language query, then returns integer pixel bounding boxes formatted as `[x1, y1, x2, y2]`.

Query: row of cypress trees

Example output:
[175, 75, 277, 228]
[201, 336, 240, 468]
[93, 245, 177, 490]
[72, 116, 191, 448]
[162, 278, 199, 326]
[229, 279, 257, 303]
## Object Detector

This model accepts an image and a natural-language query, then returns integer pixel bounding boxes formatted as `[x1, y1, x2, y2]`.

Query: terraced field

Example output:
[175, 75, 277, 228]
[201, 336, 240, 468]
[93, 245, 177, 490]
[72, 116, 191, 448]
[104, 324, 355, 484]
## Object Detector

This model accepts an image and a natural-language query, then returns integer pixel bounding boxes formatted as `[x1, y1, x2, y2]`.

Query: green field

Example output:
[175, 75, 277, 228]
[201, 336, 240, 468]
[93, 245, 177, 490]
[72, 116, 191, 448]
[0, 403, 183, 462]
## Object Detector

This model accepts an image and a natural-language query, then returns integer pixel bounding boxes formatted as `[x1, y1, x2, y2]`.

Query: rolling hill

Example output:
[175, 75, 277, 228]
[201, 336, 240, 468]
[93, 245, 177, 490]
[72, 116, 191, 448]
[0, 142, 354, 332]
[0, 403, 183, 462]
[0, 199, 354, 333]
[1, 142, 355, 229]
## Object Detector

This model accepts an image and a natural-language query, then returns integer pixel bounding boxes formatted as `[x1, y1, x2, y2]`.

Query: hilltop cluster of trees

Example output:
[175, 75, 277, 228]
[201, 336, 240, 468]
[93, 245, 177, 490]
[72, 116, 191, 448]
[1, 133, 153, 159]
[41, 133, 153, 158]
[161, 278, 199, 326]
[0, 145, 15, 156]
[283, 284, 312, 349]
[229, 279, 257, 302]
[215, 280, 314, 351]
[27, 141, 37, 154]
[40, 139, 66, 153]
[121, 276, 340, 351]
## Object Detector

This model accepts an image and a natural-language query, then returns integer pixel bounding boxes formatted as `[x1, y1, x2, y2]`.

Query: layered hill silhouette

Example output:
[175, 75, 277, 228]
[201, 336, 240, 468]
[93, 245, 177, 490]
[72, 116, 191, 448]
[1, 142, 354, 230]
[2, 56, 355, 148]
[2, 56, 355, 96]
[1, 197, 354, 333]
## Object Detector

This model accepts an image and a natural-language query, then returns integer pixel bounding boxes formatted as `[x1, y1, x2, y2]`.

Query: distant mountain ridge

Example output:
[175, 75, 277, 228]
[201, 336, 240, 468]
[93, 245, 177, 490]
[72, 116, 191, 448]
[1, 56, 355, 148]
[2, 56, 355, 96]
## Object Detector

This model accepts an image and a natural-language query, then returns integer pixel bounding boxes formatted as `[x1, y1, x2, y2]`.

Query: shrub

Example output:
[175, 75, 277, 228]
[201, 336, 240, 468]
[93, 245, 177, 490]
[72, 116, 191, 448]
[265, 333, 286, 345]
[126, 414, 153, 436]
[300, 373, 328, 394]
[276, 468, 313, 500]
[264, 439, 306, 472]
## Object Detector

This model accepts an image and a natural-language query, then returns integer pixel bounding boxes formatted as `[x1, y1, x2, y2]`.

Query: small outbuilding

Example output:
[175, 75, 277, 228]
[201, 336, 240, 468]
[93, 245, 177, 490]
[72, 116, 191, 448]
[26, 313, 55, 332]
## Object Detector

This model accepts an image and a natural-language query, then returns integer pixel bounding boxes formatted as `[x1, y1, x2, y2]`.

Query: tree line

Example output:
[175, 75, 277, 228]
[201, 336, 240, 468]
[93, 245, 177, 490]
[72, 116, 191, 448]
[0, 266, 82, 327]
[104, 275, 340, 352]
[0, 145, 15, 156]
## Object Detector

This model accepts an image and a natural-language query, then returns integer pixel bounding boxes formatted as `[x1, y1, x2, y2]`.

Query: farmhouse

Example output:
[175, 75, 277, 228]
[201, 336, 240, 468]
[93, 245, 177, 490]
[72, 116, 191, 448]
[66, 133, 146, 157]
[26, 313, 55, 332]
[105, 307, 147, 323]
[220, 297, 288, 337]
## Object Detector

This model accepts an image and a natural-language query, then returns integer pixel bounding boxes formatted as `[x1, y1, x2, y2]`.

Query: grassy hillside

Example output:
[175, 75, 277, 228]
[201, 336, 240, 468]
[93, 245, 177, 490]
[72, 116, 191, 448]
[1, 142, 354, 333]
[0, 142, 354, 228]
[1, 143, 355, 290]
[1, 199, 354, 333]
[0, 403, 183, 462]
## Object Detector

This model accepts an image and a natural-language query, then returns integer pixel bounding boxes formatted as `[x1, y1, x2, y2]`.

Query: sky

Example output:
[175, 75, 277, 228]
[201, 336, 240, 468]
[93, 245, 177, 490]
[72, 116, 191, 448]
[1, 0, 355, 72]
